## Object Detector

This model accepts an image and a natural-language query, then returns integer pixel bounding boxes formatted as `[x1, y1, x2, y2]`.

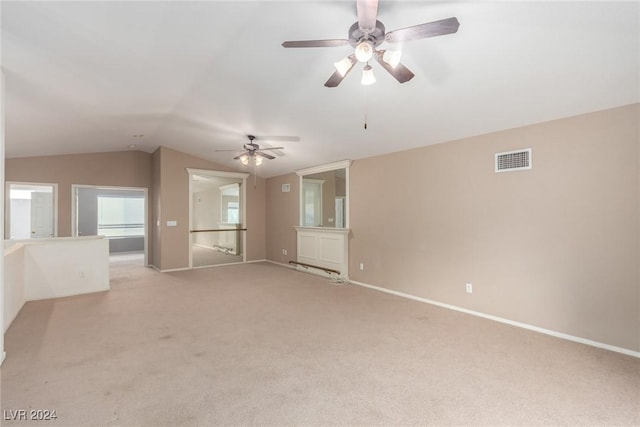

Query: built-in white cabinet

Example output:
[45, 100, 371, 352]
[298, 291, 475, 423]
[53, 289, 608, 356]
[294, 226, 349, 280]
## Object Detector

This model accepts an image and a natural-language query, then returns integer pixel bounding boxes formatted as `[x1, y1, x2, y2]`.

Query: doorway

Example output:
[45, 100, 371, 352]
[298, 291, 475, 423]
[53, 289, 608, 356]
[6, 182, 57, 239]
[72, 185, 148, 265]
[187, 168, 249, 268]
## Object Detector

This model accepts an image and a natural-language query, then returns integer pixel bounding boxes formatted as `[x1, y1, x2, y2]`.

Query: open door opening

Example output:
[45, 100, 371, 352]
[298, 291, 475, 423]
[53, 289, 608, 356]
[72, 185, 148, 266]
[6, 182, 57, 239]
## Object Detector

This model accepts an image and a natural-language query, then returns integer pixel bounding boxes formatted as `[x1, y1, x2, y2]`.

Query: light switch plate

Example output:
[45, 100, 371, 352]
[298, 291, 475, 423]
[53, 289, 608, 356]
[167, 220, 177, 227]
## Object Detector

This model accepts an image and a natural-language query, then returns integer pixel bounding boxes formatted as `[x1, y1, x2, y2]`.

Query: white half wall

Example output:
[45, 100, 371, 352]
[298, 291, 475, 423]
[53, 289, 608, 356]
[24, 237, 110, 301]
[3, 236, 110, 334]
[1, 66, 6, 362]
[4, 244, 25, 332]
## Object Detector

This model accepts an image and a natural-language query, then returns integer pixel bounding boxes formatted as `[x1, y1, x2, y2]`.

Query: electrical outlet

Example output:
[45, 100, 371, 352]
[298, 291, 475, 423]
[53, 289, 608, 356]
[466, 283, 473, 293]
[359, 263, 364, 271]
[282, 249, 287, 255]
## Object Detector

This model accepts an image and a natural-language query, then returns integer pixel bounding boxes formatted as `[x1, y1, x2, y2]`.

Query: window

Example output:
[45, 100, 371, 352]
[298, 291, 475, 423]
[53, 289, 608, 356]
[97, 196, 144, 237]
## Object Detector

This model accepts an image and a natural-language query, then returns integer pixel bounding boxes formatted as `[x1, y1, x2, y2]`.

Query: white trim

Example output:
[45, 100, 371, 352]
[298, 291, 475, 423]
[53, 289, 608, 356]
[295, 160, 352, 176]
[349, 279, 640, 359]
[187, 168, 250, 180]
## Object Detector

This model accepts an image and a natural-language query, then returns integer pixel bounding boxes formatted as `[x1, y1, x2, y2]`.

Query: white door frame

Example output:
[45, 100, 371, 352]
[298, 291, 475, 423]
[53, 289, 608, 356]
[71, 184, 149, 266]
[187, 168, 250, 269]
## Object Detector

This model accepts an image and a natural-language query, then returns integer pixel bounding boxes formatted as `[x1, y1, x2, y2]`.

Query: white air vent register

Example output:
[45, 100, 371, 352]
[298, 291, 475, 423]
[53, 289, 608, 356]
[495, 148, 532, 172]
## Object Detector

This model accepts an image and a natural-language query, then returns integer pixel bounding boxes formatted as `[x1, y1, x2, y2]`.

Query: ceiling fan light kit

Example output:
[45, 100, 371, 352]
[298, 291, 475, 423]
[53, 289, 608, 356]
[216, 135, 284, 167]
[334, 57, 354, 77]
[282, 0, 459, 87]
[355, 40, 374, 62]
[382, 49, 401, 69]
[361, 64, 376, 85]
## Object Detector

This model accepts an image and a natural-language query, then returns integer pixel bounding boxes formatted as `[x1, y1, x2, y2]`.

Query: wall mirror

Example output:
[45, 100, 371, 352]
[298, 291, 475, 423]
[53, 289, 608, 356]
[296, 160, 352, 229]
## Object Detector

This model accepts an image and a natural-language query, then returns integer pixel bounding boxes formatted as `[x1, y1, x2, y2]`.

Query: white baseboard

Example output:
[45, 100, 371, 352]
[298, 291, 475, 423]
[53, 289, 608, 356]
[349, 279, 640, 359]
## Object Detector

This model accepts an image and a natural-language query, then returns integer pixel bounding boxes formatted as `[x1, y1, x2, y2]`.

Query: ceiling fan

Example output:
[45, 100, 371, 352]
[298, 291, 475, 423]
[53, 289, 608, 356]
[282, 0, 460, 87]
[215, 135, 284, 166]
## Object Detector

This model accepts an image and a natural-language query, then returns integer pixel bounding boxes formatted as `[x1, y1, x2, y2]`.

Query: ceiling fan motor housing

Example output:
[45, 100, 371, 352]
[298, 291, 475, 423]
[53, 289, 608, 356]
[244, 143, 259, 153]
[348, 20, 386, 47]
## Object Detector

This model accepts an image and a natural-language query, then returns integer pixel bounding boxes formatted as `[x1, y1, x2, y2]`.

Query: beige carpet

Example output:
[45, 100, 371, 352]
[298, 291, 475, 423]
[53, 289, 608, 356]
[1, 260, 638, 426]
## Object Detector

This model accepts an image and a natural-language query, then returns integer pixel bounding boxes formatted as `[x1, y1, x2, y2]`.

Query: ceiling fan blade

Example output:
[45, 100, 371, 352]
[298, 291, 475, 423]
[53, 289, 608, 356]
[233, 154, 247, 160]
[255, 152, 275, 160]
[357, 0, 379, 32]
[374, 51, 415, 83]
[385, 17, 460, 44]
[259, 147, 285, 151]
[324, 54, 357, 87]
[282, 39, 349, 48]
[215, 149, 243, 152]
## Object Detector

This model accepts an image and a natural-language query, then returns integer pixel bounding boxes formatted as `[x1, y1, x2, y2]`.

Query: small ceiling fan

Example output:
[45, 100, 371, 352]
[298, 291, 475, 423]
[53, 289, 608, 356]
[215, 135, 284, 166]
[282, 0, 459, 87]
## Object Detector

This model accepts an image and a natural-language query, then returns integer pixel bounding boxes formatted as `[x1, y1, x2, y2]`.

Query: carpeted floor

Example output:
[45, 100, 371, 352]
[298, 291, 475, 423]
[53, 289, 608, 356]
[1, 259, 639, 426]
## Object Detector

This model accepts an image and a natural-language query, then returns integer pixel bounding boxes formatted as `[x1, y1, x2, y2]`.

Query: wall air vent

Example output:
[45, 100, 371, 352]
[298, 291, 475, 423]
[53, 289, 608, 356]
[495, 148, 532, 173]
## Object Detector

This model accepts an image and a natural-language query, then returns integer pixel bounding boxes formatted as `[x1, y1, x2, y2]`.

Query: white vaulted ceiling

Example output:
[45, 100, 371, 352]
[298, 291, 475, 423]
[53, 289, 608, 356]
[2, 1, 638, 177]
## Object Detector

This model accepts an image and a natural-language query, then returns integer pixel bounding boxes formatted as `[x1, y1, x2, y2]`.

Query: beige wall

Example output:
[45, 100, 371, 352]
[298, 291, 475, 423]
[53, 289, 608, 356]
[5, 151, 153, 237]
[5, 147, 266, 271]
[153, 146, 265, 270]
[265, 173, 298, 264]
[266, 104, 640, 352]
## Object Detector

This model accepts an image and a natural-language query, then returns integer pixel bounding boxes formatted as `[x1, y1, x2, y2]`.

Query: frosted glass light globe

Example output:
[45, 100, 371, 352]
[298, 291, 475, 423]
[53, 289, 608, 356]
[355, 40, 373, 62]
